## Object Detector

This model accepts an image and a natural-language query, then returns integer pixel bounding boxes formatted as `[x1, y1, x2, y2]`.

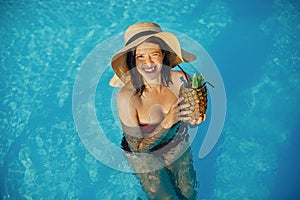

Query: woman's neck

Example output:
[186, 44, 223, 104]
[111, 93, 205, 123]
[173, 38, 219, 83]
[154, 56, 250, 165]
[144, 75, 162, 87]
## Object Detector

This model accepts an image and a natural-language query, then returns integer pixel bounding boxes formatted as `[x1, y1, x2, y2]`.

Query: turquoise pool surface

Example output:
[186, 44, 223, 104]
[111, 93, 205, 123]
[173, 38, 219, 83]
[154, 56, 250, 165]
[1, 0, 299, 199]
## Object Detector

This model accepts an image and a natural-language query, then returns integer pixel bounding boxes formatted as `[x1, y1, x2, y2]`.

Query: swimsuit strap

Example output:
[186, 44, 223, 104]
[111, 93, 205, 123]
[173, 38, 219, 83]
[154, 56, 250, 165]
[139, 123, 160, 134]
[177, 65, 191, 82]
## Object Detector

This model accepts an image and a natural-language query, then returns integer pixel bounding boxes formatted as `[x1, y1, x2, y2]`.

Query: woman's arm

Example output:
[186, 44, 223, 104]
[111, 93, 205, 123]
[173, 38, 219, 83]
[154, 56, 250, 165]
[117, 89, 190, 153]
[121, 122, 168, 153]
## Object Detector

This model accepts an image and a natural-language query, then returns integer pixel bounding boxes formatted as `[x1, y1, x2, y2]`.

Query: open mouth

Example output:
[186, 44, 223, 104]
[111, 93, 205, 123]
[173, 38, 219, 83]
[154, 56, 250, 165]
[143, 66, 157, 74]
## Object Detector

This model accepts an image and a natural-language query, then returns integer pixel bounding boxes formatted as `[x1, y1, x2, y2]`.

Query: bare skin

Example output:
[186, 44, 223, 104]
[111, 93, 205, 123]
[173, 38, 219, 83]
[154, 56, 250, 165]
[117, 42, 205, 131]
[117, 42, 205, 199]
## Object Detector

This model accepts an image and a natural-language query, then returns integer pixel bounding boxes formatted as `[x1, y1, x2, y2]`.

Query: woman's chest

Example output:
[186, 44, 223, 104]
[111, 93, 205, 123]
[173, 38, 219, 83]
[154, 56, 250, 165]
[136, 88, 177, 123]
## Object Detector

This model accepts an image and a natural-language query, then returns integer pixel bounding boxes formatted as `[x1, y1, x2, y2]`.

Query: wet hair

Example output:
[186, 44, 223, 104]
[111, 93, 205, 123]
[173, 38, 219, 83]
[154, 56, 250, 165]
[126, 36, 173, 96]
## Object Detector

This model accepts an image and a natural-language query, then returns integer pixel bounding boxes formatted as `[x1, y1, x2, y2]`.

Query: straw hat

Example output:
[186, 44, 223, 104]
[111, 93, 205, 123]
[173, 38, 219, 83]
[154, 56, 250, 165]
[109, 22, 196, 87]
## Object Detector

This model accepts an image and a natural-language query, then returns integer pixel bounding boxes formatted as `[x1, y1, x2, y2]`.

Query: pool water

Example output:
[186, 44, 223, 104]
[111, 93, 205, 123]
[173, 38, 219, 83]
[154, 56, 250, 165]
[1, 0, 299, 199]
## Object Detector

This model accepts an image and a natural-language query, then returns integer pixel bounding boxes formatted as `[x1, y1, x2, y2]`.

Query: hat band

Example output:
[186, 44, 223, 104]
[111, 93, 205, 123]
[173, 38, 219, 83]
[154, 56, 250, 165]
[125, 30, 159, 46]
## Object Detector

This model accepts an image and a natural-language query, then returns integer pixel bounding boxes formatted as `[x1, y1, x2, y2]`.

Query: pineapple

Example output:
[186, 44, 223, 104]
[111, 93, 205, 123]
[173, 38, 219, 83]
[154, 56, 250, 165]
[180, 73, 208, 123]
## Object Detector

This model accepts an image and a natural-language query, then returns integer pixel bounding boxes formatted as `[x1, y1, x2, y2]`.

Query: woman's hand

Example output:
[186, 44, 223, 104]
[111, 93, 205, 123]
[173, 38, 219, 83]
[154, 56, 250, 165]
[161, 97, 191, 129]
[189, 114, 206, 126]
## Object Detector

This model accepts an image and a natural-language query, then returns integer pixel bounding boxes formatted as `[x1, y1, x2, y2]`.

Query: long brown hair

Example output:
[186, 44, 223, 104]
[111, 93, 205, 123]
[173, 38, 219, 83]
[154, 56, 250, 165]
[126, 36, 173, 96]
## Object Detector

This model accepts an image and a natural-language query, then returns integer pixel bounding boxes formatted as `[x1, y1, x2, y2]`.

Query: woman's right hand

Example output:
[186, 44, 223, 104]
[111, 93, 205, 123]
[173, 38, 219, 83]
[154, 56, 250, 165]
[161, 97, 191, 129]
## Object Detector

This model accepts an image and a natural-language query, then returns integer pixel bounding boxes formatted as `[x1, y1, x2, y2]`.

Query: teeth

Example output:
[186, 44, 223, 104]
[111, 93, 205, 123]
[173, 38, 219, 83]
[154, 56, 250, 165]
[144, 66, 155, 72]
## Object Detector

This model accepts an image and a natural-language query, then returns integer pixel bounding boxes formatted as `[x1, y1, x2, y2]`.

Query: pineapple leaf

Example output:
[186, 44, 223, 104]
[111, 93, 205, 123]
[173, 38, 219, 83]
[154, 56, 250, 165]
[198, 74, 205, 85]
[192, 73, 199, 89]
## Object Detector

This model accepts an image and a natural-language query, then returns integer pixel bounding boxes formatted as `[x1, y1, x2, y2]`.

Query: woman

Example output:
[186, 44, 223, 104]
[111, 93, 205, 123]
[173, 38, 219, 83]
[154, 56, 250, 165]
[110, 22, 205, 200]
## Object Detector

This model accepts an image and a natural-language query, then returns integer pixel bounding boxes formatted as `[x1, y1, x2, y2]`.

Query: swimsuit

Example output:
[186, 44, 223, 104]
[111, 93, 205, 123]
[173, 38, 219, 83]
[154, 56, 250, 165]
[121, 121, 196, 200]
[121, 122, 185, 153]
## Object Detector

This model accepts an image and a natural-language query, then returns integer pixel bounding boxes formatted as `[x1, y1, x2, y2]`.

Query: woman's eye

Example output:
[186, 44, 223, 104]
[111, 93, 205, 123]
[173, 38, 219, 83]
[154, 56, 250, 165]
[136, 55, 145, 60]
[151, 52, 160, 57]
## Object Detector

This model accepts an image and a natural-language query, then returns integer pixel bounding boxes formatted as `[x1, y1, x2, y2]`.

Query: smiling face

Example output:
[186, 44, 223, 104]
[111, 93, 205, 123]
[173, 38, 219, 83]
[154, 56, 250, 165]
[135, 42, 164, 82]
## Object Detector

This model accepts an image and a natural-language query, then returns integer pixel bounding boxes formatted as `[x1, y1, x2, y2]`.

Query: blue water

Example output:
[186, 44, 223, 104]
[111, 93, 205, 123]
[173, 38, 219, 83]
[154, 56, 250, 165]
[1, 0, 299, 199]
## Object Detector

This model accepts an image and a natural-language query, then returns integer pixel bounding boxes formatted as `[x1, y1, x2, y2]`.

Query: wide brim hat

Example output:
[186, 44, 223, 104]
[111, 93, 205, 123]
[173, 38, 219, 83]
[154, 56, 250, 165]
[109, 22, 196, 87]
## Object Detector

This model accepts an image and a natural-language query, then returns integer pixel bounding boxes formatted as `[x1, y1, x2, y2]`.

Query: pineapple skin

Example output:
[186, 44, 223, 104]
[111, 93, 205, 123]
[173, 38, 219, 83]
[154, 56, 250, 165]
[180, 84, 208, 123]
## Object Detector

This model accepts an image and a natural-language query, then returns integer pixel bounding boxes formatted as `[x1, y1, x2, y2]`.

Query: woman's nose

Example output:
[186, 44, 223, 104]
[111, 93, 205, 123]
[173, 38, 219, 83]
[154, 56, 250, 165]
[144, 55, 153, 64]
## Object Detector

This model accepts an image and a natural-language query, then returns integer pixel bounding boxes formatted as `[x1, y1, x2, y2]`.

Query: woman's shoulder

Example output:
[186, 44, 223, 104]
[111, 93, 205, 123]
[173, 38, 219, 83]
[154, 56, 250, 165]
[170, 70, 189, 82]
[117, 82, 137, 104]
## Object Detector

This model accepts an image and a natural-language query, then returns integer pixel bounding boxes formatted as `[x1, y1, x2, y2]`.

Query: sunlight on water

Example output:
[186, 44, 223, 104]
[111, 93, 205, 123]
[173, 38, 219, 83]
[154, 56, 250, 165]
[213, 0, 300, 199]
[1, 0, 299, 199]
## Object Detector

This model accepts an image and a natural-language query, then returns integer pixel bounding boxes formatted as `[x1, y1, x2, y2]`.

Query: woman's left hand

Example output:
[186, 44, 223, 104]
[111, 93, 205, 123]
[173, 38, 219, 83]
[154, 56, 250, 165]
[189, 114, 206, 126]
[161, 97, 192, 129]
